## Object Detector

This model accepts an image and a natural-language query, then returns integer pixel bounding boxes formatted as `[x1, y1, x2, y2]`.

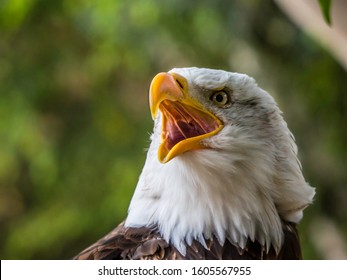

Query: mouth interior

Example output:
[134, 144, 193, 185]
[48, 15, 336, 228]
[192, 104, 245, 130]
[160, 100, 220, 151]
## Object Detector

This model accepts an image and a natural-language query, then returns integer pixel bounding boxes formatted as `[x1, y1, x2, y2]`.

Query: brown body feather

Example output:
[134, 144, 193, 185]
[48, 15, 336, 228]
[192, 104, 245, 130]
[74, 221, 302, 260]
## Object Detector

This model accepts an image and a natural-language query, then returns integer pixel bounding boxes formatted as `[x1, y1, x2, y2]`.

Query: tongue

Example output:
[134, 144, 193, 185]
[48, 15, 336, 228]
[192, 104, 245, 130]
[160, 101, 219, 150]
[166, 120, 206, 150]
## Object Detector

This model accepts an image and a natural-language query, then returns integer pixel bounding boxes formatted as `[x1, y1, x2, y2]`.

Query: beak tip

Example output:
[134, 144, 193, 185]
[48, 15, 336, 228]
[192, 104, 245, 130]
[150, 102, 158, 120]
[151, 112, 156, 120]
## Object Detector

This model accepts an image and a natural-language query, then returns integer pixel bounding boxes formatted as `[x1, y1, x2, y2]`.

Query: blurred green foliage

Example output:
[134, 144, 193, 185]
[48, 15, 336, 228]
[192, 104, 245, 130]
[318, 0, 332, 24]
[0, 0, 346, 259]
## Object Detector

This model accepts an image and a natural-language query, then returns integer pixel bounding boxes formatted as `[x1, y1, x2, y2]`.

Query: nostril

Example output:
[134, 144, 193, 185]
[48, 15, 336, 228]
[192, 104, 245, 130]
[175, 79, 184, 90]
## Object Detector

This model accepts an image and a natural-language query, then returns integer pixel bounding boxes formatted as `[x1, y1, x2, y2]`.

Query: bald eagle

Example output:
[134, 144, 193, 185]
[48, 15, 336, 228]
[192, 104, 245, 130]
[75, 67, 315, 260]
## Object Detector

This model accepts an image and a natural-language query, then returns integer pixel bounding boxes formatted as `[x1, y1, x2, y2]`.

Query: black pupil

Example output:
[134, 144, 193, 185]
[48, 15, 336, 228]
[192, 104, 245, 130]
[215, 93, 224, 103]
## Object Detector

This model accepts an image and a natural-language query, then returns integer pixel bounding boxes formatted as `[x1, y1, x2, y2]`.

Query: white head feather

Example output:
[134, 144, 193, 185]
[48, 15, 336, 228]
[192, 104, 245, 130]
[125, 67, 315, 255]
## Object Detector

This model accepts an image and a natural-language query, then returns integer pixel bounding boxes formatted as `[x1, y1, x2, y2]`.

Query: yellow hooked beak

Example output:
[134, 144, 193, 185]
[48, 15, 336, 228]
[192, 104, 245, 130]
[149, 72, 223, 163]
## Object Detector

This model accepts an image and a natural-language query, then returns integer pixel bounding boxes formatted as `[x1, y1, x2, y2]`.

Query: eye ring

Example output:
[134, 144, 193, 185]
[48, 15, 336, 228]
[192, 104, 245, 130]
[210, 91, 229, 107]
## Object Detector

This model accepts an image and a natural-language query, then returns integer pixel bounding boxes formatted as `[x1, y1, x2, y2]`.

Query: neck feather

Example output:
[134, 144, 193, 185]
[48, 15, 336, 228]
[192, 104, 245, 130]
[126, 144, 286, 255]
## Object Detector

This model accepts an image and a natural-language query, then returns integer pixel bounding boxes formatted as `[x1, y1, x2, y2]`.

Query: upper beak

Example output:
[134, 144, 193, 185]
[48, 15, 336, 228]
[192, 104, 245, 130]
[149, 73, 184, 120]
[149, 72, 223, 163]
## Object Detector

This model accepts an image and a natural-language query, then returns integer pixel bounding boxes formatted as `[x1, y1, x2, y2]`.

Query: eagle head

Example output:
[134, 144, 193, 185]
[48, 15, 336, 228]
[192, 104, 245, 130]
[125, 67, 315, 255]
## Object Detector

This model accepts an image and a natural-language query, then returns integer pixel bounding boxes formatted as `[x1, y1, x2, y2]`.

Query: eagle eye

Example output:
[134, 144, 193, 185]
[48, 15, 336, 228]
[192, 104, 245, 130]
[210, 91, 229, 107]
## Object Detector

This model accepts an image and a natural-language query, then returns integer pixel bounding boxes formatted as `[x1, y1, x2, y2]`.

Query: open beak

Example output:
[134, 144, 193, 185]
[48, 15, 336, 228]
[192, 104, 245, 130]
[149, 72, 223, 163]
